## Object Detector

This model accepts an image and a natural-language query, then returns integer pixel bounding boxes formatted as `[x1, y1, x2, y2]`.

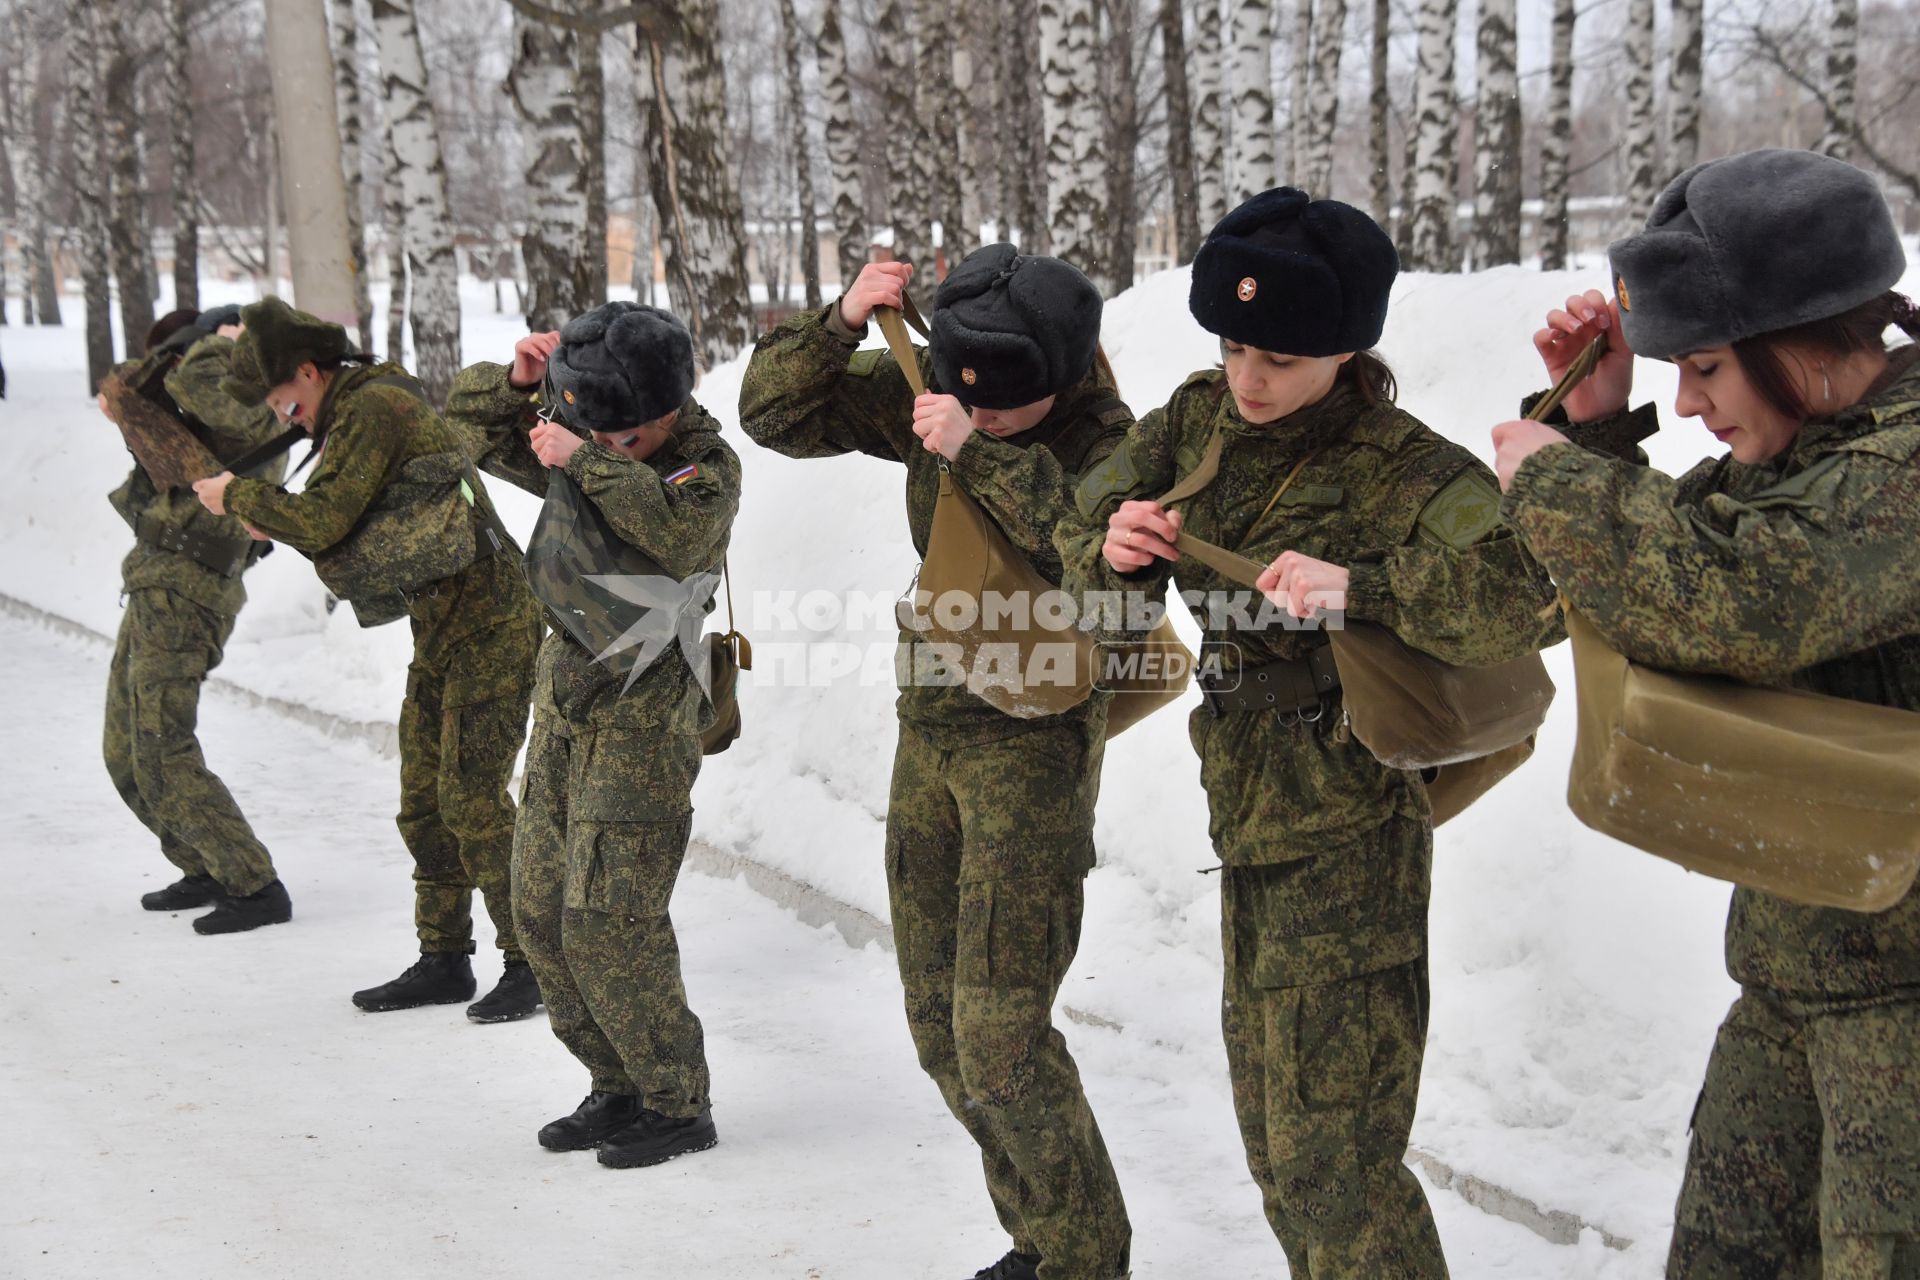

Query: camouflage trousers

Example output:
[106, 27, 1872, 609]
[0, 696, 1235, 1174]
[886, 719, 1130, 1280]
[1667, 990, 1920, 1279]
[511, 716, 710, 1118]
[1218, 811, 1448, 1280]
[396, 610, 538, 960]
[103, 588, 278, 896]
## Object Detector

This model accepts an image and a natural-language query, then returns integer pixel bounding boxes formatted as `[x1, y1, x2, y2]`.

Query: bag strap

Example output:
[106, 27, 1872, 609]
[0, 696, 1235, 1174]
[715, 555, 752, 671]
[872, 299, 929, 397]
[1527, 334, 1609, 422]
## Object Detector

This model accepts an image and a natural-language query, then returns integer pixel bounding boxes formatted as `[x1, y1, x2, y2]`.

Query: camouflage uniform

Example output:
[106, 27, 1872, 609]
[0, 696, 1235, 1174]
[226, 362, 541, 961]
[1057, 371, 1561, 1278]
[738, 304, 1134, 1280]
[446, 362, 740, 1118]
[1502, 352, 1920, 1279]
[104, 334, 288, 896]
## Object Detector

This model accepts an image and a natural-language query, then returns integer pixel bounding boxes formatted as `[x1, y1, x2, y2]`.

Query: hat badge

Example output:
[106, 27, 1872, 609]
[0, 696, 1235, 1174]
[961, 367, 978, 386]
[563, 389, 576, 404]
[1616, 277, 1631, 312]
[1236, 277, 1258, 303]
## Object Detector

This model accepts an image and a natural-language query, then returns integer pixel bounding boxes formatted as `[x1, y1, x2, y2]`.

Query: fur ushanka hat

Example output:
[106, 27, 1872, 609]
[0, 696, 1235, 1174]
[547, 302, 697, 431]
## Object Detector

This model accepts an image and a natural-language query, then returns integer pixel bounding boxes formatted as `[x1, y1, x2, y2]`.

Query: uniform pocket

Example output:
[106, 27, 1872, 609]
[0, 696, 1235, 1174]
[563, 816, 692, 919]
[1282, 978, 1371, 1111]
[956, 878, 1082, 992]
[1809, 999, 1920, 1236]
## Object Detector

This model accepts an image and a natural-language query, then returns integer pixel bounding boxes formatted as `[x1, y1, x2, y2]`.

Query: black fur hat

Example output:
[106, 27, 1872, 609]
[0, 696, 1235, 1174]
[1188, 187, 1398, 356]
[222, 296, 354, 405]
[930, 243, 1103, 410]
[547, 302, 697, 431]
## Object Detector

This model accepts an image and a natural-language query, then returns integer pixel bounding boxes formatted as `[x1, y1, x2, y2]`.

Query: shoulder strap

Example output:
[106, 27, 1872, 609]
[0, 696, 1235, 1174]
[1153, 379, 1235, 506]
[872, 300, 928, 397]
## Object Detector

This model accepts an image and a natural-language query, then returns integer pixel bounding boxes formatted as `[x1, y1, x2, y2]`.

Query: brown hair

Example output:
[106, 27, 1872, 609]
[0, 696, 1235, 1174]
[144, 309, 201, 355]
[1339, 349, 1398, 407]
[1731, 291, 1920, 421]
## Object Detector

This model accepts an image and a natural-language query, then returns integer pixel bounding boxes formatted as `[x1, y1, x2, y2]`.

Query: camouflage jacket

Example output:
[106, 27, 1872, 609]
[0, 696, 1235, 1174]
[737, 303, 1132, 750]
[1056, 370, 1562, 863]
[1503, 350, 1920, 1001]
[109, 335, 289, 616]
[227, 361, 530, 647]
[446, 361, 742, 732]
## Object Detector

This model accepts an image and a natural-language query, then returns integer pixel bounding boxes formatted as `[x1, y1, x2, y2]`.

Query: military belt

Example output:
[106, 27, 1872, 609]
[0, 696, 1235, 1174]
[1198, 644, 1341, 718]
[134, 515, 255, 578]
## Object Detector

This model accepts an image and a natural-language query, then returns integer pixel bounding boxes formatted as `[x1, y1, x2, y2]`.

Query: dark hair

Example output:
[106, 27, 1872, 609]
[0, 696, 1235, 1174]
[144, 308, 202, 355]
[1339, 349, 1398, 407]
[1731, 291, 1920, 421]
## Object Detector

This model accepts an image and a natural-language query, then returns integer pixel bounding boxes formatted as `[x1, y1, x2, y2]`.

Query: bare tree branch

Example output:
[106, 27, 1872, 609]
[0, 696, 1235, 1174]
[1741, 19, 1920, 199]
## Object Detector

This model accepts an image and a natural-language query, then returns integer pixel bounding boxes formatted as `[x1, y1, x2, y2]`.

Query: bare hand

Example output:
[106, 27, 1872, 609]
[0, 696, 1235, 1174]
[1102, 500, 1182, 572]
[510, 330, 562, 390]
[529, 418, 583, 469]
[1535, 290, 1636, 422]
[838, 261, 914, 330]
[97, 392, 113, 420]
[1256, 551, 1349, 621]
[911, 393, 974, 461]
[1491, 419, 1573, 491]
[193, 471, 236, 516]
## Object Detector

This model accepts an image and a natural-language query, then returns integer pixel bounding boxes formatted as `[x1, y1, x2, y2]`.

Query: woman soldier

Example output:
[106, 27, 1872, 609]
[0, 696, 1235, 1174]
[1056, 189, 1560, 1277]
[193, 297, 544, 1024]
[444, 303, 740, 1169]
[738, 245, 1134, 1280]
[1491, 149, 1920, 1278]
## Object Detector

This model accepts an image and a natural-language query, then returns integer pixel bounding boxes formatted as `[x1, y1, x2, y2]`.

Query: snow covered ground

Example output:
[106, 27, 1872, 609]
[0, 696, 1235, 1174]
[2, 256, 1910, 1276]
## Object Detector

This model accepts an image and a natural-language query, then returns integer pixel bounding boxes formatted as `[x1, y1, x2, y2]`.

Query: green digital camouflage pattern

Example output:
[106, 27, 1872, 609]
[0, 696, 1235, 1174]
[1502, 355, 1920, 1276]
[446, 362, 741, 732]
[228, 360, 541, 956]
[736, 302, 1132, 751]
[103, 589, 278, 896]
[1220, 813, 1447, 1279]
[446, 360, 739, 1108]
[512, 720, 710, 1116]
[1054, 370, 1558, 1271]
[886, 719, 1129, 1280]
[109, 333, 290, 616]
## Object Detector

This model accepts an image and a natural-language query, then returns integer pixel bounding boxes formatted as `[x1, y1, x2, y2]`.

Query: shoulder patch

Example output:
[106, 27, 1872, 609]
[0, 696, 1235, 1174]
[1415, 467, 1505, 549]
[847, 349, 886, 378]
[1075, 440, 1144, 519]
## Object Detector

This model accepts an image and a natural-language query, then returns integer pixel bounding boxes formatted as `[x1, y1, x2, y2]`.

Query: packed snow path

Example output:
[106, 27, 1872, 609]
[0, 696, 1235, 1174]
[0, 612, 1632, 1278]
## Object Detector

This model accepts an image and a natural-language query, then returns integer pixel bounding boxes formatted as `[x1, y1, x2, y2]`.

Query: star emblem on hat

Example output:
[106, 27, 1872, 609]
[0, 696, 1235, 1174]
[563, 389, 577, 403]
[1237, 277, 1258, 302]
[961, 367, 978, 385]
[1616, 277, 1631, 311]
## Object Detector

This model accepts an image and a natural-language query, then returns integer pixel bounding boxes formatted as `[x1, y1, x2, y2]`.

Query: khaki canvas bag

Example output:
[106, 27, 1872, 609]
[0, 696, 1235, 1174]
[875, 303, 1190, 736]
[100, 351, 225, 491]
[1565, 607, 1920, 911]
[701, 562, 752, 756]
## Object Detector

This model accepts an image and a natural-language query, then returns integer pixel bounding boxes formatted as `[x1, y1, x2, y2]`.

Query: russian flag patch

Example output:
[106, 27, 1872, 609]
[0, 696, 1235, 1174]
[665, 464, 700, 486]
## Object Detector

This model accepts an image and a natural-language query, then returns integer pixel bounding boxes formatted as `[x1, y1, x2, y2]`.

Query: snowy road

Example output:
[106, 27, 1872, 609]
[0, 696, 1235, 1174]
[0, 611, 1629, 1278]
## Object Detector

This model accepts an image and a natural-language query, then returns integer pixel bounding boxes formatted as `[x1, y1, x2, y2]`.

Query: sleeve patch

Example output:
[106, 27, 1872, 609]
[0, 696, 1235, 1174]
[665, 463, 701, 486]
[847, 349, 885, 378]
[1074, 440, 1143, 519]
[1416, 468, 1505, 549]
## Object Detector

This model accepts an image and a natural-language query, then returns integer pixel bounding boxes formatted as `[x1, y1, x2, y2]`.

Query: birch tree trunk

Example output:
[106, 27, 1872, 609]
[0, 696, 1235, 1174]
[637, 0, 755, 367]
[1471, 0, 1520, 266]
[507, 7, 591, 330]
[1405, 0, 1459, 271]
[1191, 0, 1227, 230]
[917, 7, 968, 271]
[1298, 0, 1346, 195]
[328, 0, 376, 349]
[577, 15, 608, 304]
[1228, 0, 1276, 202]
[776, 0, 823, 306]
[370, 0, 461, 403]
[1288, 0, 1311, 180]
[1538, 0, 1575, 270]
[67, 0, 114, 382]
[100, 0, 156, 348]
[1103, 0, 1138, 292]
[1041, 0, 1106, 285]
[873, 0, 931, 276]
[5, 6, 58, 325]
[1816, 0, 1857, 160]
[1666, 0, 1702, 175]
[1001, 0, 1048, 251]
[951, 37, 984, 261]
[263, 124, 282, 293]
[1367, 0, 1390, 224]
[381, 120, 407, 360]
[162, 0, 196, 314]
[629, 29, 656, 304]
[1622, 0, 1656, 229]
[1161, 0, 1201, 261]
[815, 0, 866, 287]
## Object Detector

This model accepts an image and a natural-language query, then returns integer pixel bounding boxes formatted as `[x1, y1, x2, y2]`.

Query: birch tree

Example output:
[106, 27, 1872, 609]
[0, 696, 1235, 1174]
[1297, 0, 1346, 195]
[67, 0, 114, 383]
[328, 0, 375, 349]
[1288, 0, 1311, 179]
[917, 8, 969, 270]
[381, 120, 407, 360]
[873, 0, 930, 276]
[1538, 0, 1575, 270]
[1191, 0, 1228, 230]
[100, 0, 156, 347]
[1667, 0, 1703, 174]
[1160, 0, 1202, 261]
[4, 4, 57, 325]
[815, 0, 865, 287]
[1622, 0, 1657, 228]
[1102, 0, 1138, 293]
[371, 0, 461, 402]
[1471, 0, 1520, 266]
[1228, 0, 1275, 202]
[1404, 0, 1460, 271]
[1815, 0, 1857, 160]
[507, 7, 591, 330]
[1040, 0, 1106, 287]
[1367, 0, 1390, 224]
[577, 13, 608, 305]
[162, 0, 196, 314]
[951, 36, 984, 260]
[999, 0, 1048, 250]
[775, 0, 822, 306]
[629, 31, 657, 303]
[635, 0, 755, 367]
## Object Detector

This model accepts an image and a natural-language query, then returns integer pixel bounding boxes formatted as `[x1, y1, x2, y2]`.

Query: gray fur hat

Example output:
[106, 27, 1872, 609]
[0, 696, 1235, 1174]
[547, 301, 696, 431]
[1608, 149, 1906, 359]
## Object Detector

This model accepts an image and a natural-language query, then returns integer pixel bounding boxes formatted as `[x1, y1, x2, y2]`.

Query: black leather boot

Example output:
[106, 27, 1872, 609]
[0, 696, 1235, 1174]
[351, 953, 475, 1011]
[595, 1108, 718, 1169]
[538, 1092, 643, 1151]
[193, 880, 293, 935]
[467, 960, 543, 1023]
[142, 874, 220, 912]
